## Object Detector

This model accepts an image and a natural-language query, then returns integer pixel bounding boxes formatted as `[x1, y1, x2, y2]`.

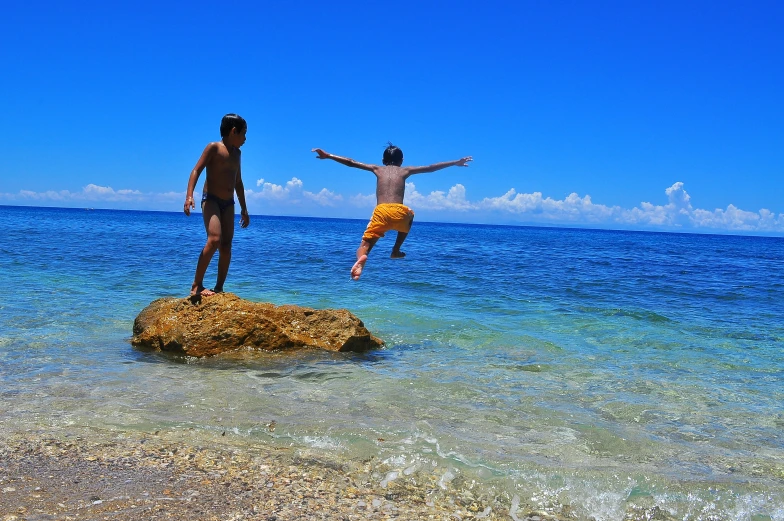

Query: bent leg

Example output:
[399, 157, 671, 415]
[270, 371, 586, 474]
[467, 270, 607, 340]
[391, 214, 413, 258]
[390, 232, 408, 258]
[351, 237, 378, 281]
[191, 201, 223, 296]
[214, 204, 236, 293]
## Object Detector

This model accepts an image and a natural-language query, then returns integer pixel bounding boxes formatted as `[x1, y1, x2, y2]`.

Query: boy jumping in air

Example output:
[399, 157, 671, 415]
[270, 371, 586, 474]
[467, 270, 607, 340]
[312, 144, 472, 280]
[184, 113, 250, 297]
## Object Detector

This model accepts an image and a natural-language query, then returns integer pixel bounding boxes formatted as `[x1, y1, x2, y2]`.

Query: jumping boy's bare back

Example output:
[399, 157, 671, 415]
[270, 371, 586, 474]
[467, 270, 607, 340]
[373, 165, 414, 205]
[184, 114, 250, 297]
[312, 144, 471, 280]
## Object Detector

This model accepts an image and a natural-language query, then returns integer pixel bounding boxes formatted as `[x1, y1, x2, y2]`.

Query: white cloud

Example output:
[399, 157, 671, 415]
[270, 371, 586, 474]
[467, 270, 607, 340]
[3, 179, 783, 234]
[246, 177, 343, 206]
[410, 180, 784, 233]
[618, 181, 694, 227]
[248, 178, 298, 200]
[405, 182, 474, 211]
[476, 189, 619, 222]
[303, 188, 343, 206]
[4, 184, 177, 204]
[18, 189, 73, 201]
[349, 193, 376, 207]
[612, 182, 784, 231]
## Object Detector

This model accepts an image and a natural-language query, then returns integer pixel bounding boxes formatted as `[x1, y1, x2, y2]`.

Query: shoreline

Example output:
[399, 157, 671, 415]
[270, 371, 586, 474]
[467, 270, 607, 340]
[0, 426, 578, 521]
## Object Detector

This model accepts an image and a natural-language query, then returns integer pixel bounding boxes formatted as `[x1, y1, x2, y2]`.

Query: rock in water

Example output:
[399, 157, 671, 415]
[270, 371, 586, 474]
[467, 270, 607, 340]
[131, 293, 384, 357]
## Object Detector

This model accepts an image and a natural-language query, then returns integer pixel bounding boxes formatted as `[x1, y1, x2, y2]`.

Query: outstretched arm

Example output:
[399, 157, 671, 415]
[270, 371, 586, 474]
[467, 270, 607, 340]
[406, 156, 472, 175]
[312, 148, 376, 172]
[184, 143, 217, 215]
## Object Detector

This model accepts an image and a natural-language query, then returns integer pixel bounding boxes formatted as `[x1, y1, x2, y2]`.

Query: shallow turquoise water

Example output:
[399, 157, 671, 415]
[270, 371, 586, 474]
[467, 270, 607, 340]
[1, 205, 783, 520]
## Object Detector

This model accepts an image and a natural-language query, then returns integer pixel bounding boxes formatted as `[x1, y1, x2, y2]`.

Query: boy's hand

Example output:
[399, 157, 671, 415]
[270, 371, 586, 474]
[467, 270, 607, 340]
[184, 196, 195, 216]
[456, 156, 473, 167]
[240, 210, 250, 228]
[312, 148, 330, 159]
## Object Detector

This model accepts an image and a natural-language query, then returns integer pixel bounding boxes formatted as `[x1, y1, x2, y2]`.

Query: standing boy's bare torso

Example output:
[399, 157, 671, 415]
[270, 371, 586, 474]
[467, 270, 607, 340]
[203, 142, 241, 201]
[373, 166, 412, 205]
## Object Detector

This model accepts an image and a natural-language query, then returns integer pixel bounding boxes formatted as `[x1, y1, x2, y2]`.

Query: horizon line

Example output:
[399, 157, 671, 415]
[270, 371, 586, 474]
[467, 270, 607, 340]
[3, 203, 783, 240]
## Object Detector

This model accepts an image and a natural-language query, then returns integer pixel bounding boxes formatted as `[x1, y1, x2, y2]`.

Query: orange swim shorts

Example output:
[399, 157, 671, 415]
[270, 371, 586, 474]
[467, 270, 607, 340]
[362, 203, 415, 241]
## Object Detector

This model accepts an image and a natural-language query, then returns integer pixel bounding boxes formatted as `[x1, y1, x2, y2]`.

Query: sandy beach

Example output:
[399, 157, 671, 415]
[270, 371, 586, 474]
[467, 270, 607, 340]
[0, 426, 584, 521]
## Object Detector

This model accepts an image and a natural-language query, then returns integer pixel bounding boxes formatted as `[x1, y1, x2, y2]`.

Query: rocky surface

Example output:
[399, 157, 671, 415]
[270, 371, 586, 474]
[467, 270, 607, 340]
[131, 293, 384, 357]
[0, 427, 587, 521]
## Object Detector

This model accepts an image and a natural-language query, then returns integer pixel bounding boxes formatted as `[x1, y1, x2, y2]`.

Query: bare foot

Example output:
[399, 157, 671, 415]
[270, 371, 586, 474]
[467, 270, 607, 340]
[351, 255, 368, 280]
[390, 251, 406, 259]
[191, 284, 216, 297]
[213, 286, 224, 294]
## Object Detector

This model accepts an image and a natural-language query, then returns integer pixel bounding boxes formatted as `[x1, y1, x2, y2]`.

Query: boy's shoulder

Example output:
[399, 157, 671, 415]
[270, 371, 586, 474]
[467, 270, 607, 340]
[201, 140, 221, 153]
[377, 165, 406, 173]
[203, 141, 238, 155]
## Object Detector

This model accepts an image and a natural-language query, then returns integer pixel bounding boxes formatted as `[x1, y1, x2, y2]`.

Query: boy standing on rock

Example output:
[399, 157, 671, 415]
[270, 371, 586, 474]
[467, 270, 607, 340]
[312, 144, 471, 280]
[184, 114, 250, 297]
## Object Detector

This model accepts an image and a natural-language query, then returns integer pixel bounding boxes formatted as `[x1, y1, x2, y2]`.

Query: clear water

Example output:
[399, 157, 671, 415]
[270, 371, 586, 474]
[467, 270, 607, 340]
[1, 205, 783, 520]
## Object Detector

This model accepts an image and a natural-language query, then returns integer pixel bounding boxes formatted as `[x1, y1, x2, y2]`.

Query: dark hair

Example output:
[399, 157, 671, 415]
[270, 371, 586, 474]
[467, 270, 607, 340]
[382, 143, 403, 166]
[220, 113, 247, 137]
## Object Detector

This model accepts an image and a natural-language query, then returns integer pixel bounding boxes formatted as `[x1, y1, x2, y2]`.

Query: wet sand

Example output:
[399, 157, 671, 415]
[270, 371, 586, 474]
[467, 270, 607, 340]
[0, 426, 580, 521]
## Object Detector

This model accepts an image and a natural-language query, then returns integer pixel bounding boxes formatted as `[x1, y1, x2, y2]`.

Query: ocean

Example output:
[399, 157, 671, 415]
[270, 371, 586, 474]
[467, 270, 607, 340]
[1, 205, 782, 520]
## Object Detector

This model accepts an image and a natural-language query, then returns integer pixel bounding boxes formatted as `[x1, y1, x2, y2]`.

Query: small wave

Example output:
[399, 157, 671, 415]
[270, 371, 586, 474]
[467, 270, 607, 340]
[725, 331, 781, 342]
[255, 371, 287, 379]
[300, 435, 345, 450]
[514, 364, 549, 373]
[576, 305, 672, 323]
[292, 370, 347, 382]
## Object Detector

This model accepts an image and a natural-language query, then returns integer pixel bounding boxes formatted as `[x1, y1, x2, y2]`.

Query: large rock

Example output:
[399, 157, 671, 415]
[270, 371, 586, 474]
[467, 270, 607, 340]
[131, 293, 384, 357]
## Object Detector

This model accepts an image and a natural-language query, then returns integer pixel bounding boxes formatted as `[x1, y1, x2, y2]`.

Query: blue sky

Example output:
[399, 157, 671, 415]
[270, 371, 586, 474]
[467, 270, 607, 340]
[1, 1, 782, 234]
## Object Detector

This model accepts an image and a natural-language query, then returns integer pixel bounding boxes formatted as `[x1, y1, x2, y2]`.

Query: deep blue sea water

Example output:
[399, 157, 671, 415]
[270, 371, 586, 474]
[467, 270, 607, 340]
[1, 205, 783, 520]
